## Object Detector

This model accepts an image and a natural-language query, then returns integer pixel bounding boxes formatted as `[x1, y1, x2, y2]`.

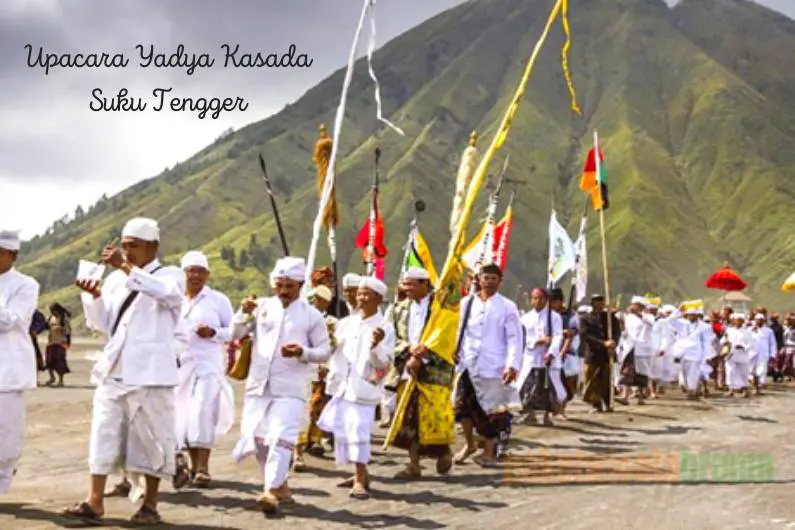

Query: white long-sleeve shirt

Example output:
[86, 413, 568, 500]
[722, 326, 754, 364]
[751, 325, 777, 361]
[334, 311, 396, 406]
[458, 293, 523, 379]
[521, 307, 563, 369]
[622, 312, 655, 357]
[179, 285, 234, 376]
[670, 318, 711, 362]
[0, 267, 40, 392]
[652, 317, 676, 357]
[231, 296, 330, 401]
[82, 259, 185, 387]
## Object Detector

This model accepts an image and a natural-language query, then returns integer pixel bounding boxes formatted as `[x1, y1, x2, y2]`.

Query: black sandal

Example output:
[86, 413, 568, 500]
[173, 452, 191, 490]
[60, 502, 104, 526]
[131, 504, 162, 525]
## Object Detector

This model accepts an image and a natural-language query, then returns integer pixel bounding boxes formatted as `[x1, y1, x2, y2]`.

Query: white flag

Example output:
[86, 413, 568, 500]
[573, 216, 588, 302]
[547, 210, 577, 286]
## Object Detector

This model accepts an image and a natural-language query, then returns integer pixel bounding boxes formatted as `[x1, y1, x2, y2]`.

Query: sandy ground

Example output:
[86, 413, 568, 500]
[3, 342, 795, 529]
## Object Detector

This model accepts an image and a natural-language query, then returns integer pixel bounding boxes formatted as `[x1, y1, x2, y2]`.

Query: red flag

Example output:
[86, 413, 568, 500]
[355, 210, 388, 260]
[492, 205, 513, 271]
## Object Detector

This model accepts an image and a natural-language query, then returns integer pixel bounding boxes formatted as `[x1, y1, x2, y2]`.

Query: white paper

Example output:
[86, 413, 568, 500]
[77, 260, 106, 281]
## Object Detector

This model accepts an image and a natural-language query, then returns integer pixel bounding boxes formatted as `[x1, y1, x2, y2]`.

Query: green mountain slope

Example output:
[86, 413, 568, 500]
[18, 0, 795, 328]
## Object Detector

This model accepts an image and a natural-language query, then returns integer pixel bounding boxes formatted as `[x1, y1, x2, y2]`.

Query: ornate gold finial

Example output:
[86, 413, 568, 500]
[469, 130, 478, 146]
[319, 123, 328, 138]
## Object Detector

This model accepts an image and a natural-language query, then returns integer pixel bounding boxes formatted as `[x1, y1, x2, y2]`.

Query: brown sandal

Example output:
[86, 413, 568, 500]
[173, 453, 191, 490]
[192, 471, 211, 488]
[349, 482, 370, 500]
[104, 479, 131, 498]
[130, 505, 162, 525]
[60, 502, 104, 526]
[437, 451, 453, 475]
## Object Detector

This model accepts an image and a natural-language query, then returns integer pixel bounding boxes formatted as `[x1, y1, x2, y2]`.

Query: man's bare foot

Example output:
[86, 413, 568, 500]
[436, 450, 453, 475]
[454, 445, 477, 464]
[256, 492, 280, 515]
[394, 465, 421, 479]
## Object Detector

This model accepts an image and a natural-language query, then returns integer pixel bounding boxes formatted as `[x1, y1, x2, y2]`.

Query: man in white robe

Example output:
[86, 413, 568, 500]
[454, 263, 522, 467]
[230, 256, 331, 515]
[670, 304, 711, 400]
[62, 218, 185, 526]
[750, 313, 777, 394]
[617, 296, 654, 404]
[722, 313, 752, 397]
[519, 288, 565, 425]
[0, 230, 40, 495]
[318, 277, 395, 499]
[654, 305, 678, 386]
[174, 251, 235, 488]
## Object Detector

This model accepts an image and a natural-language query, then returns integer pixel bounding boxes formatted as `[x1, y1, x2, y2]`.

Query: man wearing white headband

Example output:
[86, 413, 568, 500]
[230, 256, 331, 515]
[64, 217, 185, 526]
[341, 273, 362, 313]
[722, 313, 753, 397]
[384, 266, 455, 478]
[318, 275, 394, 499]
[654, 305, 678, 387]
[173, 251, 235, 488]
[0, 229, 40, 496]
[670, 301, 711, 400]
[616, 296, 654, 404]
[750, 313, 776, 394]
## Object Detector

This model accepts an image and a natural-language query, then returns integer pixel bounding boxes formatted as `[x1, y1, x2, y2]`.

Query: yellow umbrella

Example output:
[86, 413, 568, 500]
[783, 271, 795, 293]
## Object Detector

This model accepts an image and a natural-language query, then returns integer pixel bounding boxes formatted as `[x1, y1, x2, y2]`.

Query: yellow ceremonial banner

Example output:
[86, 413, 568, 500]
[384, 0, 579, 449]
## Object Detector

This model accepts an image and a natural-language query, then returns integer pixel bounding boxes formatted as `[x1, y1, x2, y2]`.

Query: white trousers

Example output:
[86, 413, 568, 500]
[680, 360, 701, 392]
[89, 381, 177, 481]
[548, 368, 568, 403]
[0, 392, 25, 495]
[233, 394, 305, 490]
[318, 397, 375, 466]
[726, 360, 750, 391]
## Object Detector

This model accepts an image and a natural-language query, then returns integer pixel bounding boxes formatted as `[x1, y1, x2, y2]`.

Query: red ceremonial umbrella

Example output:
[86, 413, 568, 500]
[706, 263, 748, 292]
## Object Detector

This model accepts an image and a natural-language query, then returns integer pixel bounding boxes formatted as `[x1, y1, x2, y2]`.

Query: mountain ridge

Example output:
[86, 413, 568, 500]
[18, 0, 795, 328]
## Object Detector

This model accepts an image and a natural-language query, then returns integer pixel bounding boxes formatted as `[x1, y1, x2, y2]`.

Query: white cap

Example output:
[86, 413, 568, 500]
[754, 313, 766, 321]
[661, 304, 677, 314]
[0, 229, 21, 251]
[180, 250, 209, 271]
[631, 295, 647, 306]
[577, 305, 592, 313]
[122, 217, 160, 242]
[270, 257, 306, 283]
[402, 267, 430, 281]
[342, 273, 362, 288]
[359, 276, 387, 297]
[732, 313, 746, 321]
[311, 285, 333, 302]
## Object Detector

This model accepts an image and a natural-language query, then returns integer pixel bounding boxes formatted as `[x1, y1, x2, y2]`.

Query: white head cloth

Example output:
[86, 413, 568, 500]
[311, 285, 333, 302]
[122, 217, 160, 242]
[402, 267, 430, 281]
[270, 257, 306, 283]
[180, 250, 209, 271]
[342, 273, 362, 288]
[0, 229, 21, 251]
[630, 295, 647, 307]
[359, 276, 387, 297]
[732, 313, 746, 321]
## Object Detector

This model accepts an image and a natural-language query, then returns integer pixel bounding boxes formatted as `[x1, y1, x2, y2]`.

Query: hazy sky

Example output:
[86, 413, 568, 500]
[2, 0, 793, 239]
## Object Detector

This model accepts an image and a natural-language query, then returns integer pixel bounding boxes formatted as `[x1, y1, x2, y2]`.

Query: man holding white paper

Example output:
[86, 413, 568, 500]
[0, 229, 40, 495]
[61, 217, 185, 526]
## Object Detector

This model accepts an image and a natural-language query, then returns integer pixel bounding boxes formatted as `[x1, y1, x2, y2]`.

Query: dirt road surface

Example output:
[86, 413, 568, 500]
[2, 343, 795, 529]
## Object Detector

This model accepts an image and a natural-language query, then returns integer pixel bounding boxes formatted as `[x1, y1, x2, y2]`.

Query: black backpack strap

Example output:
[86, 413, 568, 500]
[110, 265, 163, 336]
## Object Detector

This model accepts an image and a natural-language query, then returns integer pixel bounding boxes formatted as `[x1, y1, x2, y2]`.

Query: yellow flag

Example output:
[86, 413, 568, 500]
[384, 0, 579, 449]
[420, 0, 576, 364]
